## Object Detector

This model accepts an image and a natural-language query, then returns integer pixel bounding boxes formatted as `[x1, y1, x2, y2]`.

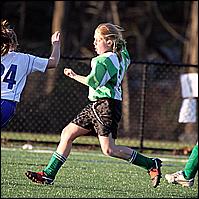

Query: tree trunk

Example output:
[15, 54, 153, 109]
[183, 1, 198, 67]
[44, 1, 66, 95]
[180, 1, 198, 144]
[19, 2, 26, 38]
[110, 1, 130, 136]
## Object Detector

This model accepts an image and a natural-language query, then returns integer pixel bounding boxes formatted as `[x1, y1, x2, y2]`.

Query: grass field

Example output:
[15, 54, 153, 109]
[1, 147, 198, 198]
[1, 131, 195, 151]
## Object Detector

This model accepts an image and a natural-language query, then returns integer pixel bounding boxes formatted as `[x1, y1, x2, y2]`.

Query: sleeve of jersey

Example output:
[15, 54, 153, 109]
[29, 54, 49, 73]
[85, 58, 116, 90]
[85, 61, 107, 89]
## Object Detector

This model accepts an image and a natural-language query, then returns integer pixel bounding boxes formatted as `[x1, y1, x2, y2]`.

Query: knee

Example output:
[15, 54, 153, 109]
[61, 126, 71, 141]
[61, 124, 82, 142]
[101, 147, 114, 157]
[61, 126, 68, 136]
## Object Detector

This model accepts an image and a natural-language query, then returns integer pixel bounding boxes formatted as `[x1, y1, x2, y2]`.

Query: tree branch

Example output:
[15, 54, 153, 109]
[152, 1, 186, 43]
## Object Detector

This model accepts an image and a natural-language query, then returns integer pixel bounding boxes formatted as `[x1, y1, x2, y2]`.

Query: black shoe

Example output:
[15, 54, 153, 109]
[148, 158, 162, 188]
[25, 171, 54, 185]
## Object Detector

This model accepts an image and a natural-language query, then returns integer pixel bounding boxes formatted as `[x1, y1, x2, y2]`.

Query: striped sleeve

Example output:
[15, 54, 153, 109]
[86, 56, 117, 89]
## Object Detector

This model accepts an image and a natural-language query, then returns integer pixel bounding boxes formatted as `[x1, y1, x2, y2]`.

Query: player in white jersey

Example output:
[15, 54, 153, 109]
[1, 19, 61, 128]
[25, 23, 162, 188]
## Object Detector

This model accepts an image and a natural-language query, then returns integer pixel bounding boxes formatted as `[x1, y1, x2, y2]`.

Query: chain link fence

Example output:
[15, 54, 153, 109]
[1, 57, 198, 150]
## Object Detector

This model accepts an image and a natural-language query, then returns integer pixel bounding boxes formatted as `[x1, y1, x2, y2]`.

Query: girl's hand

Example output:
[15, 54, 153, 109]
[64, 68, 76, 79]
[51, 31, 60, 45]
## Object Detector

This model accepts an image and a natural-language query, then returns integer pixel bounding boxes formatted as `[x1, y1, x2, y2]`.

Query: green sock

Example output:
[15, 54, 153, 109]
[129, 150, 154, 170]
[43, 151, 66, 179]
[183, 144, 198, 180]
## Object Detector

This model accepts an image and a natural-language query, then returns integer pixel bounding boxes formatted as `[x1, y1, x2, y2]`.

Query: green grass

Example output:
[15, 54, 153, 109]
[1, 147, 198, 198]
[1, 131, 194, 150]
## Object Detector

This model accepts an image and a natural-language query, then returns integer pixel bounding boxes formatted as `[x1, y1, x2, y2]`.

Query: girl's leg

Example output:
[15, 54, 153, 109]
[98, 134, 154, 170]
[56, 123, 89, 157]
[183, 143, 198, 179]
[43, 123, 89, 178]
[25, 123, 89, 183]
[98, 134, 162, 188]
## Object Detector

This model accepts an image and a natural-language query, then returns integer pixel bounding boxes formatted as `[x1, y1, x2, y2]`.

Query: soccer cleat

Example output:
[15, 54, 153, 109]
[148, 158, 162, 188]
[165, 170, 194, 187]
[25, 171, 54, 185]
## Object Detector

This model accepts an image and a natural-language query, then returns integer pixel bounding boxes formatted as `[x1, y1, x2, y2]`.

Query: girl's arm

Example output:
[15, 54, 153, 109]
[47, 31, 61, 69]
[64, 68, 88, 86]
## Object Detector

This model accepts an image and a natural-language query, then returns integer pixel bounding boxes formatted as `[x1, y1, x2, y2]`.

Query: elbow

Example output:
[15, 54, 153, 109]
[47, 58, 59, 69]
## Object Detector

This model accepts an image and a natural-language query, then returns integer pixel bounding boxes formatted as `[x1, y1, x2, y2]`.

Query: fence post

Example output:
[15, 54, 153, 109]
[139, 64, 148, 152]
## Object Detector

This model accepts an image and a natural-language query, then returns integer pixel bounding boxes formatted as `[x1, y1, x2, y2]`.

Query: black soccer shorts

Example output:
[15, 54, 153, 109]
[71, 98, 122, 139]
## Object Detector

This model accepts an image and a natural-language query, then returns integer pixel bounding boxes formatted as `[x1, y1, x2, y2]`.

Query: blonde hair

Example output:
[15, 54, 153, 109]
[95, 23, 126, 54]
[1, 19, 18, 56]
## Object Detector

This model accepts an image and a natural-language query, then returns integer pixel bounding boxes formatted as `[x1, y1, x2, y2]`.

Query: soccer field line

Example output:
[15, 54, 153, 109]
[1, 147, 187, 163]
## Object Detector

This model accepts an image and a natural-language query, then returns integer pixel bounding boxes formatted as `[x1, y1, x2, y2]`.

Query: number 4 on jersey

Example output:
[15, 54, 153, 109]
[1, 64, 17, 89]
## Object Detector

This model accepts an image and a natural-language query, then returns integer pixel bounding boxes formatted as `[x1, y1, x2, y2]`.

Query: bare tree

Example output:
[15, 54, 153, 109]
[152, 1, 186, 43]
[180, 1, 198, 144]
[78, 1, 106, 57]
[109, 1, 130, 136]
[44, 1, 69, 95]
[183, 1, 198, 67]
[19, 1, 26, 38]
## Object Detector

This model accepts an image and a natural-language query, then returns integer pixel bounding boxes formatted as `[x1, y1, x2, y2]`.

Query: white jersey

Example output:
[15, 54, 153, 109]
[1, 51, 48, 102]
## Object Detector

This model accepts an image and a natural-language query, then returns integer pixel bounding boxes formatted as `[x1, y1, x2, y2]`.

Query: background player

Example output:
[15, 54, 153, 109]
[165, 73, 198, 187]
[1, 19, 61, 128]
[165, 142, 198, 187]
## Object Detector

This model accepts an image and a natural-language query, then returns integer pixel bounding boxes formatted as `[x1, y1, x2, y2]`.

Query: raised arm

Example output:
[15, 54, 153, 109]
[47, 31, 61, 69]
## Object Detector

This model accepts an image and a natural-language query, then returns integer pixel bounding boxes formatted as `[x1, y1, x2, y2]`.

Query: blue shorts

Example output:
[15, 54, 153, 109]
[1, 99, 17, 128]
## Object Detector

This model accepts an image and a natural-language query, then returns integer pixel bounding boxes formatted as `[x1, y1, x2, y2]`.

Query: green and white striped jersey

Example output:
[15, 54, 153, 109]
[85, 47, 131, 101]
